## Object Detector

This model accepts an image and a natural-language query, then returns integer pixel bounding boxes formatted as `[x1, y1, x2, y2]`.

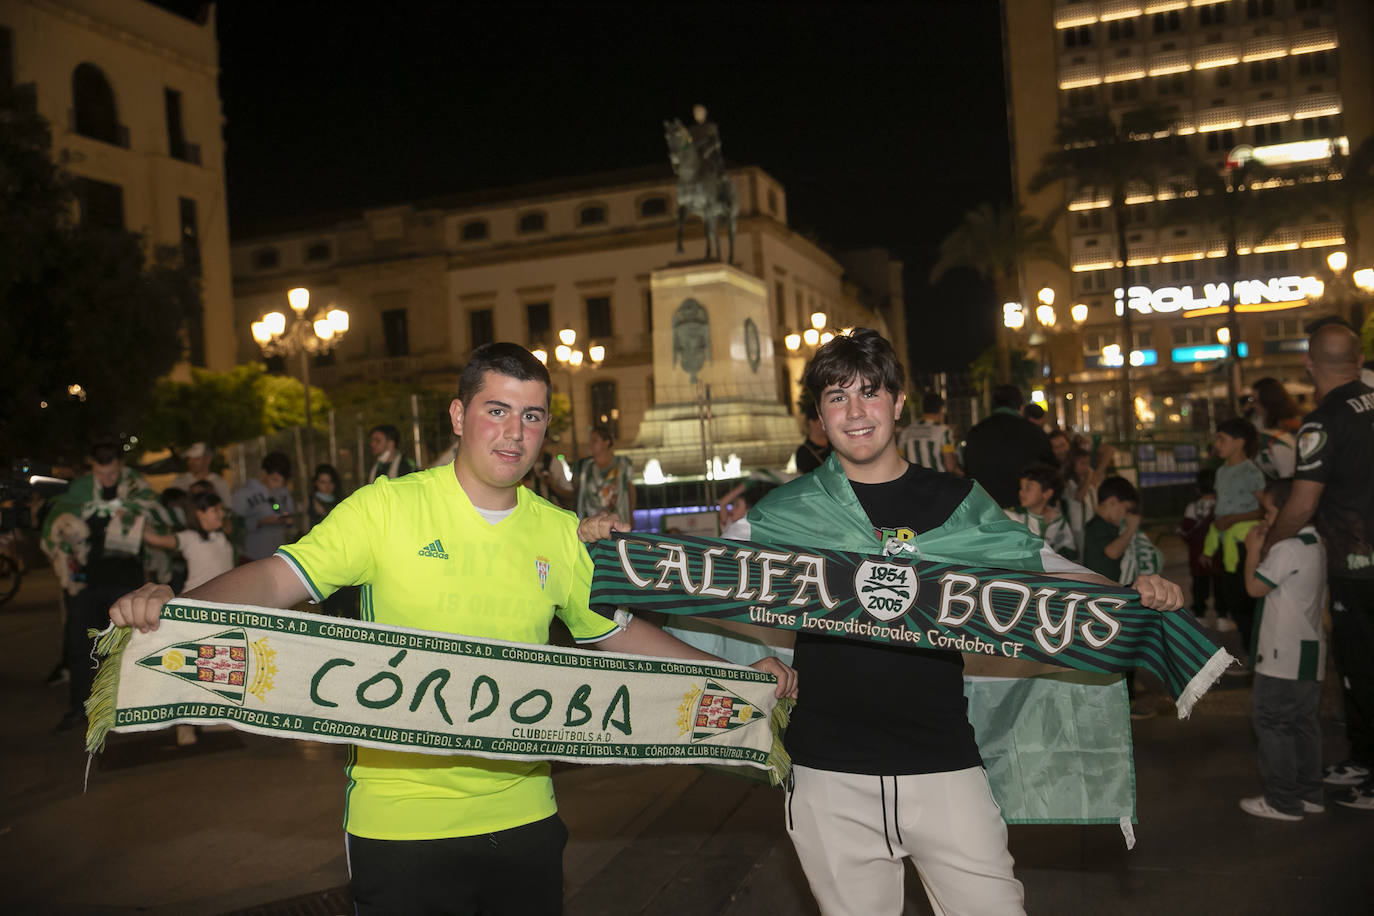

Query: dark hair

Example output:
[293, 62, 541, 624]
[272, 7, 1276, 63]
[1251, 377, 1299, 427]
[589, 425, 614, 446]
[991, 385, 1023, 410]
[1019, 463, 1062, 500]
[261, 451, 291, 479]
[1097, 475, 1139, 506]
[185, 490, 223, 541]
[369, 424, 400, 445]
[1263, 477, 1294, 511]
[1215, 417, 1259, 457]
[799, 390, 820, 422]
[458, 342, 552, 407]
[921, 391, 944, 415]
[1065, 446, 1091, 482]
[187, 479, 216, 497]
[313, 463, 343, 494]
[159, 486, 187, 510]
[89, 441, 121, 465]
[802, 329, 905, 402]
[1195, 467, 1216, 495]
[1048, 428, 1069, 446]
[1024, 402, 1046, 421]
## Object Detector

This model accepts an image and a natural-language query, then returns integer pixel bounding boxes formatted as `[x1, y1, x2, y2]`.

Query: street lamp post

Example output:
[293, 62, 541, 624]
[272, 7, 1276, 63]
[250, 287, 349, 476]
[532, 328, 606, 464]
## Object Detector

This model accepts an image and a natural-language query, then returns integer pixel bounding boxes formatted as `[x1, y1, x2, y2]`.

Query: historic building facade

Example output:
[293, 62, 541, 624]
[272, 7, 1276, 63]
[1003, 0, 1374, 433]
[1, 0, 236, 369]
[230, 165, 907, 459]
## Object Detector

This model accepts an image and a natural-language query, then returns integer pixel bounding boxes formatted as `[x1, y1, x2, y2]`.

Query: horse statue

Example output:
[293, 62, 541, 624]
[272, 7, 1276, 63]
[664, 116, 737, 263]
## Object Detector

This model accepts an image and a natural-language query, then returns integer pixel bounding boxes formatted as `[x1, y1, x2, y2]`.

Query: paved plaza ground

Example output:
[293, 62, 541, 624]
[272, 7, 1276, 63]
[2, 541, 1370, 915]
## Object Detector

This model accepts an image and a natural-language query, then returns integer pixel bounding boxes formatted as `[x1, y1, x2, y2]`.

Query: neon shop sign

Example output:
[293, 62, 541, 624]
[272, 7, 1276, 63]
[1114, 275, 1323, 316]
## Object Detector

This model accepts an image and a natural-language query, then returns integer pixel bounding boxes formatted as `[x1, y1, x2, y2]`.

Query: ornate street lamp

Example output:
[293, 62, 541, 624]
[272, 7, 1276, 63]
[251, 287, 349, 474]
[532, 328, 606, 462]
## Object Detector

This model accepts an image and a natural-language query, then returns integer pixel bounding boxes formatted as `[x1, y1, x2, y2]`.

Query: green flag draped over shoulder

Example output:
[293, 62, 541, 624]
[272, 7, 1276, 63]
[626, 454, 1227, 839]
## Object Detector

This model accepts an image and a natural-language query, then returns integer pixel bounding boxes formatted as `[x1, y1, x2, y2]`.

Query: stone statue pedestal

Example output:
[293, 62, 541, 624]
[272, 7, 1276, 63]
[624, 263, 798, 476]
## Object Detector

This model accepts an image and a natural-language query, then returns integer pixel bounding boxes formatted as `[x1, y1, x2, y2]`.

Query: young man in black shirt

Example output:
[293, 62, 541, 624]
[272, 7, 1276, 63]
[748, 330, 1183, 915]
[1262, 323, 1374, 808]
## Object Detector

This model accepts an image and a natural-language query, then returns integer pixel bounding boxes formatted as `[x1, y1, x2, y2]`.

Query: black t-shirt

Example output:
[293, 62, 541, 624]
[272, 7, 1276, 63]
[1295, 378, 1374, 580]
[962, 409, 1056, 508]
[84, 485, 145, 589]
[784, 462, 984, 775]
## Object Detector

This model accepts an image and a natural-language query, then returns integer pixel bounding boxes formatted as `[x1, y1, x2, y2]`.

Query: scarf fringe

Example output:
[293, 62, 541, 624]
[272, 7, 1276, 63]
[83, 624, 131, 755]
[766, 697, 794, 785]
[1174, 648, 1237, 719]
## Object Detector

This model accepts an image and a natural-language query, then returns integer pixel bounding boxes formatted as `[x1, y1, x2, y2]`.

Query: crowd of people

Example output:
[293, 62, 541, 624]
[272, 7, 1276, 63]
[21, 316, 1371, 914]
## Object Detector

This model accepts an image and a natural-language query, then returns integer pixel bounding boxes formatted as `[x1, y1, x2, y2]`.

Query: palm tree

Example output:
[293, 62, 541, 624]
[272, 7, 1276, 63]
[1030, 107, 1185, 432]
[929, 202, 1064, 383]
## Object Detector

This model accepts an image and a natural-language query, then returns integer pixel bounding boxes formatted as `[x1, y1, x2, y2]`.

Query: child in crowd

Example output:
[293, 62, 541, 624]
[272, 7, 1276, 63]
[1081, 476, 1153, 719]
[1239, 479, 1327, 821]
[141, 490, 234, 746]
[1061, 442, 1116, 558]
[1006, 463, 1077, 561]
[1179, 468, 1217, 620]
[1204, 418, 1266, 653]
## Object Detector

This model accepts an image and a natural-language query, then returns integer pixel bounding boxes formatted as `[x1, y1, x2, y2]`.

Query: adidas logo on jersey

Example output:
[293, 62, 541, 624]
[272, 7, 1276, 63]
[417, 539, 449, 559]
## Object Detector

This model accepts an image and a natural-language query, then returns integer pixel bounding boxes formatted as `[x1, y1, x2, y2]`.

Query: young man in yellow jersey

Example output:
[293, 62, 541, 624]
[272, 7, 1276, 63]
[109, 342, 796, 915]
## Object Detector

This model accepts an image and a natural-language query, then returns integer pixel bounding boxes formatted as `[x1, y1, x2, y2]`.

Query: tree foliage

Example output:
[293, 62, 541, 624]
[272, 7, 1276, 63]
[930, 202, 1064, 300]
[0, 88, 199, 460]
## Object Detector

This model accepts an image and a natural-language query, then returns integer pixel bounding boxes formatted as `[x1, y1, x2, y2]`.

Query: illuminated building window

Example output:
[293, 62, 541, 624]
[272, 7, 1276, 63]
[518, 211, 546, 233]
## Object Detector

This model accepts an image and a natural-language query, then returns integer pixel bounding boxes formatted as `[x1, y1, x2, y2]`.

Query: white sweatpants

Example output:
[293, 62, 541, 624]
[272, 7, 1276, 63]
[785, 764, 1025, 916]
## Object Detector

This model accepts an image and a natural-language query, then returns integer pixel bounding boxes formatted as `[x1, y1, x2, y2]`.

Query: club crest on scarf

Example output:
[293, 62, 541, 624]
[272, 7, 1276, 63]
[854, 559, 919, 621]
[136, 629, 277, 705]
[677, 681, 761, 741]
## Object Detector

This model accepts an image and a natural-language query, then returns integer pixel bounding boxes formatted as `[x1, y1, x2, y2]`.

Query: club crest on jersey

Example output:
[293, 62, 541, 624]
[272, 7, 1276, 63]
[535, 556, 550, 589]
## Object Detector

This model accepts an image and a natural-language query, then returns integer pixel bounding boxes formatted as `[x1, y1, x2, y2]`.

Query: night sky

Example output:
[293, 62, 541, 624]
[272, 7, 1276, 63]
[213, 1, 1012, 373]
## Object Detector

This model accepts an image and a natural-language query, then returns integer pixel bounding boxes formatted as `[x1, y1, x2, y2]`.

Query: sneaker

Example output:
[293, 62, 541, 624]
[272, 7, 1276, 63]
[1333, 784, 1374, 810]
[1239, 796, 1302, 821]
[1323, 761, 1371, 786]
[1130, 701, 1157, 720]
[1301, 800, 1325, 813]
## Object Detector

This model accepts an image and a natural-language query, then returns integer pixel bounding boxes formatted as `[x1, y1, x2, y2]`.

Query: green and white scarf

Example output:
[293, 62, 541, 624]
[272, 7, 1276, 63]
[86, 601, 793, 783]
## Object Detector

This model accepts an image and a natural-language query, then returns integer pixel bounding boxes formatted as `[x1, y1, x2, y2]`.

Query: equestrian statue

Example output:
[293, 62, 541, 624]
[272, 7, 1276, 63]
[664, 104, 738, 263]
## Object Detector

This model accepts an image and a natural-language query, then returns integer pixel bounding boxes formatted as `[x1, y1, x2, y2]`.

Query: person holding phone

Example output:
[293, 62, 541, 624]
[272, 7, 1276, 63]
[231, 452, 296, 563]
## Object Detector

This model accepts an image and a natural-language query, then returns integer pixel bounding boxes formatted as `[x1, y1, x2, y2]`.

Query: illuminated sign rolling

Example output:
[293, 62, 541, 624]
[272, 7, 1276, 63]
[1171, 343, 1250, 363]
[1115, 275, 1323, 316]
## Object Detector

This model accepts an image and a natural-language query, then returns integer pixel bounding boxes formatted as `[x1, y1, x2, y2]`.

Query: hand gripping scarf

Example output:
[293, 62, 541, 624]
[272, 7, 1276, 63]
[84, 601, 794, 783]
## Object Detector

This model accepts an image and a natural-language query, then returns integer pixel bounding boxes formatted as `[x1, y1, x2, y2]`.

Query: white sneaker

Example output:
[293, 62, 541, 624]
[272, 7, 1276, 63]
[1301, 800, 1324, 813]
[1323, 761, 1371, 786]
[1239, 796, 1302, 821]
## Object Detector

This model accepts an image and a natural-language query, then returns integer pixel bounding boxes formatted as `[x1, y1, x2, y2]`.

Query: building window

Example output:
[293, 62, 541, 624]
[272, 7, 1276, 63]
[70, 177, 124, 230]
[1249, 60, 1281, 84]
[461, 219, 489, 241]
[165, 88, 189, 161]
[644, 289, 654, 334]
[1065, 86, 1098, 109]
[251, 247, 280, 270]
[1297, 52, 1330, 77]
[526, 302, 550, 347]
[1083, 330, 1116, 354]
[305, 242, 331, 262]
[1152, 10, 1181, 33]
[1107, 19, 1135, 41]
[1063, 25, 1093, 49]
[1301, 116, 1332, 138]
[0, 26, 12, 96]
[1173, 324, 1207, 346]
[384, 308, 411, 357]
[178, 197, 200, 275]
[589, 380, 619, 440]
[1111, 81, 1140, 103]
[639, 196, 668, 218]
[1214, 67, 1232, 88]
[1263, 317, 1303, 338]
[767, 188, 778, 214]
[586, 296, 612, 340]
[1154, 73, 1187, 97]
[1254, 122, 1283, 145]
[578, 204, 607, 227]
[72, 63, 124, 146]
[1246, 0, 1276, 18]
[518, 211, 546, 233]
[468, 308, 493, 350]
[1294, 0, 1325, 8]
[1198, 4, 1227, 26]
[1204, 129, 1236, 152]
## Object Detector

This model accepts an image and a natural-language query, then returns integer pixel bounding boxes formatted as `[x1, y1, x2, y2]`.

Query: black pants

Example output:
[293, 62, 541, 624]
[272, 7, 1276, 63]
[1214, 543, 1255, 654]
[65, 585, 134, 715]
[1330, 578, 1374, 770]
[1190, 568, 1211, 616]
[348, 814, 568, 915]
